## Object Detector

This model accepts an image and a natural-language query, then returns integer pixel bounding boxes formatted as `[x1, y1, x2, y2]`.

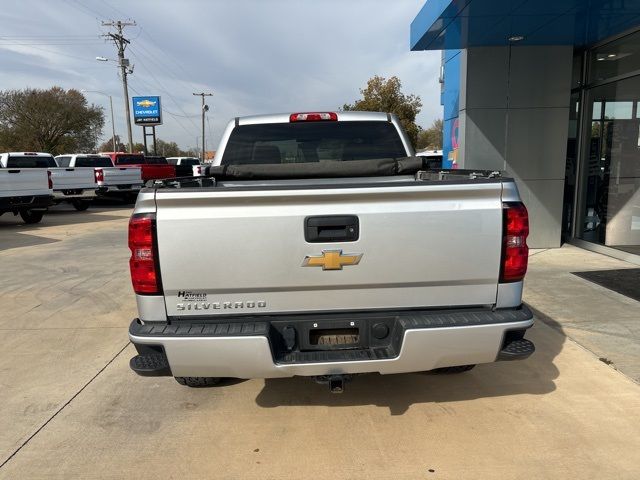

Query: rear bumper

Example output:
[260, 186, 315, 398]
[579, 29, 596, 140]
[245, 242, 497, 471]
[0, 194, 53, 212]
[97, 184, 142, 194]
[53, 189, 97, 200]
[129, 305, 534, 379]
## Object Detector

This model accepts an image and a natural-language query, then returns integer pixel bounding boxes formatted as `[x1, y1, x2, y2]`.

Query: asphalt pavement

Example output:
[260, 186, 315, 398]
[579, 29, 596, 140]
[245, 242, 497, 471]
[1, 205, 639, 479]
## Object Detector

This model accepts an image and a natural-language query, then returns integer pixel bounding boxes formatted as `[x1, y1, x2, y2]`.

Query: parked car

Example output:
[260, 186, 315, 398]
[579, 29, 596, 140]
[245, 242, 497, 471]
[1, 152, 95, 211]
[127, 111, 534, 391]
[101, 152, 176, 182]
[55, 154, 143, 203]
[0, 153, 54, 224]
[166, 157, 202, 177]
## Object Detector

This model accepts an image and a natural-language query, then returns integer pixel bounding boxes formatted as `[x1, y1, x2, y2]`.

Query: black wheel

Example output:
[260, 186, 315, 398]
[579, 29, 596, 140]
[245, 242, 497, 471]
[174, 376, 222, 387]
[19, 210, 44, 224]
[71, 200, 90, 211]
[430, 365, 476, 374]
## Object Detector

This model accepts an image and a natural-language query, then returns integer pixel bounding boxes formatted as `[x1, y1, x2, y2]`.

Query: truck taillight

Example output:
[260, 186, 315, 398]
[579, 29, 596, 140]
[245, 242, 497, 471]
[95, 168, 104, 183]
[128, 214, 162, 295]
[500, 202, 529, 283]
[290, 112, 337, 122]
[47, 171, 52, 189]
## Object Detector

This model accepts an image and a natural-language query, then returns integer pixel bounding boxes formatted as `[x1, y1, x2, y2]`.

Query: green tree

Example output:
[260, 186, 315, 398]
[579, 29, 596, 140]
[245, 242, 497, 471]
[98, 134, 126, 152]
[343, 75, 422, 147]
[416, 118, 443, 150]
[131, 142, 146, 153]
[0, 87, 104, 155]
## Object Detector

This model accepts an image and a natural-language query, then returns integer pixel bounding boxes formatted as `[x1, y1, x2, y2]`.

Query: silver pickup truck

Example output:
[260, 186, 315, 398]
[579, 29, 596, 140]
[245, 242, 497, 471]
[128, 111, 534, 392]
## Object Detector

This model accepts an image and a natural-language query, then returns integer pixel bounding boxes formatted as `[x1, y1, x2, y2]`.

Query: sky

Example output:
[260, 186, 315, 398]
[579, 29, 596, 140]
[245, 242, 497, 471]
[0, 0, 442, 152]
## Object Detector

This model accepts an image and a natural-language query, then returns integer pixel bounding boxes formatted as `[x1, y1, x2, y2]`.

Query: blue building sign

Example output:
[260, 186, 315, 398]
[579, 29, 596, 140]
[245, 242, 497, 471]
[132, 96, 162, 125]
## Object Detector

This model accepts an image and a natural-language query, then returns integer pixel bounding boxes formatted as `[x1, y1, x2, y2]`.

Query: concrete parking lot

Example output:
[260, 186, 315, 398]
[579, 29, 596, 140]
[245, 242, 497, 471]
[1, 206, 640, 479]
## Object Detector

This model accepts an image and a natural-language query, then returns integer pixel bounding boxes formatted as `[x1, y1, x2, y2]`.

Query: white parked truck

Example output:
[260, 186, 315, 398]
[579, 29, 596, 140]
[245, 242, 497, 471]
[166, 157, 202, 177]
[1, 152, 96, 211]
[128, 112, 534, 392]
[0, 153, 53, 224]
[55, 154, 143, 203]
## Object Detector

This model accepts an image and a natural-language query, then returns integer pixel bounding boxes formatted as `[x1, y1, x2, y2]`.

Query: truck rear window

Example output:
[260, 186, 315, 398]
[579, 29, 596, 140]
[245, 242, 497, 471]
[220, 121, 407, 165]
[145, 157, 169, 165]
[6, 156, 57, 168]
[75, 157, 114, 167]
[179, 159, 200, 166]
[115, 155, 145, 165]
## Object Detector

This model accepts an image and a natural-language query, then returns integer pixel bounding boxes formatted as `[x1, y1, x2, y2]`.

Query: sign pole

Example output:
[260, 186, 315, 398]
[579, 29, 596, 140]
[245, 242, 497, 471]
[142, 126, 148, 155]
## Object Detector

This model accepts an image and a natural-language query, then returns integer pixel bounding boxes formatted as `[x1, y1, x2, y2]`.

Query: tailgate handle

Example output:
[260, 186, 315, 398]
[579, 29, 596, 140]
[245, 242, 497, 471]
[305, 215, 359, 243]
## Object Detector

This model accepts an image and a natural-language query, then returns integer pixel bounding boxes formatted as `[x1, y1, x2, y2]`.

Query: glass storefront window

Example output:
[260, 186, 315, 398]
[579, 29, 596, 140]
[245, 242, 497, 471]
[563, 93, 580, 240]
[589, 30, 640, 83]
[579, 75, 640, 255]
[593, 101, 602, 119]
[604, 101, 633, 119]
[571, 51, 583, 89]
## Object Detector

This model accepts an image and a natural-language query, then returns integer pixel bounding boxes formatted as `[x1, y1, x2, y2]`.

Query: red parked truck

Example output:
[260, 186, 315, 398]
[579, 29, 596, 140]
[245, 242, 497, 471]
[101, 152, 176, 182]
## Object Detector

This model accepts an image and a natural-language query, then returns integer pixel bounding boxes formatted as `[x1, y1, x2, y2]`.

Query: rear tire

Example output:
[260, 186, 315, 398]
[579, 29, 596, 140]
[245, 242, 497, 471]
[19, 210, 44, 224]
[174, 376, 222, 387]
[430, 365, 476, 374]
[71, 200, 90, 211]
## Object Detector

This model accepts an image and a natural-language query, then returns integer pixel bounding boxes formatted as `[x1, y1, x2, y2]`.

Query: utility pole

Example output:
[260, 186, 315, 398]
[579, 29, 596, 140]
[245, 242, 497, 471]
[193, 92, 213, 162]
[102, 20, 136, 152]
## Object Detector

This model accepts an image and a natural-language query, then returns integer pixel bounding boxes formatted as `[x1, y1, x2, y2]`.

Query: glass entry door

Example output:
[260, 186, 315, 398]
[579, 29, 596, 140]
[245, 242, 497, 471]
[579, 76, 640, 254]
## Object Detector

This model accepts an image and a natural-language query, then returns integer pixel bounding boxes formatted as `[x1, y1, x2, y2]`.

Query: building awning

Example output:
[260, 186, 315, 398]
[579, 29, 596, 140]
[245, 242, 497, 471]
[411, 0, 640, 50]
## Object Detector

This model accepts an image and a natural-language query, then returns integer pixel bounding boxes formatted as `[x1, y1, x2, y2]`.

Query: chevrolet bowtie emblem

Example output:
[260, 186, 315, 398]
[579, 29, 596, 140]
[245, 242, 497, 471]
[302, 250, 363, 270]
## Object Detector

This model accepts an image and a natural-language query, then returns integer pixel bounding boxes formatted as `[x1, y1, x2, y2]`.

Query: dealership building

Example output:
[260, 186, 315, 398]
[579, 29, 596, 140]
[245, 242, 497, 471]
[411, 0, 640, 263]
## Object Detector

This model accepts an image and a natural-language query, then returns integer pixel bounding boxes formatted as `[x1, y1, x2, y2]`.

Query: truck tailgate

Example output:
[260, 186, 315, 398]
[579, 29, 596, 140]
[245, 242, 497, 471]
[100, 167, 142, 186]
[0, 169, 50, 196]
[140, 165, 175, 181]
[49, 168, 96, 190]
[156, 180, 505, 317]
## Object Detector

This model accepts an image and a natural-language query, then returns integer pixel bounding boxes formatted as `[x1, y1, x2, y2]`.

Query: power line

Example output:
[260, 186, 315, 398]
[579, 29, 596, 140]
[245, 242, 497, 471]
[0, 44, 109, 63]
[127, 46, 199, 131]
[62, 0, 108, 21]
[98, 0, 130, 19]
[127, 80, 197, 138]
[137, 27, 202, 93]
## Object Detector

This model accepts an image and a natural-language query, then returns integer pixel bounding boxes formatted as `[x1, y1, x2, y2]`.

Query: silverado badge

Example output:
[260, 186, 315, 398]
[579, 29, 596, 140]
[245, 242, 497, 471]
[302, 250, 362, 270]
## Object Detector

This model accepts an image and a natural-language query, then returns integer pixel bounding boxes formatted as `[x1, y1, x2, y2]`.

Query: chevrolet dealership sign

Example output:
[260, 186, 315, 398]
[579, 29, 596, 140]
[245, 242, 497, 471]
[132, 96, 162, 125]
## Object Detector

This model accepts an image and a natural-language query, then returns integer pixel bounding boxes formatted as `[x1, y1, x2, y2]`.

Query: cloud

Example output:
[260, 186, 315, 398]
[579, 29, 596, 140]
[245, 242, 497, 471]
[0, 0, 442, 151]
